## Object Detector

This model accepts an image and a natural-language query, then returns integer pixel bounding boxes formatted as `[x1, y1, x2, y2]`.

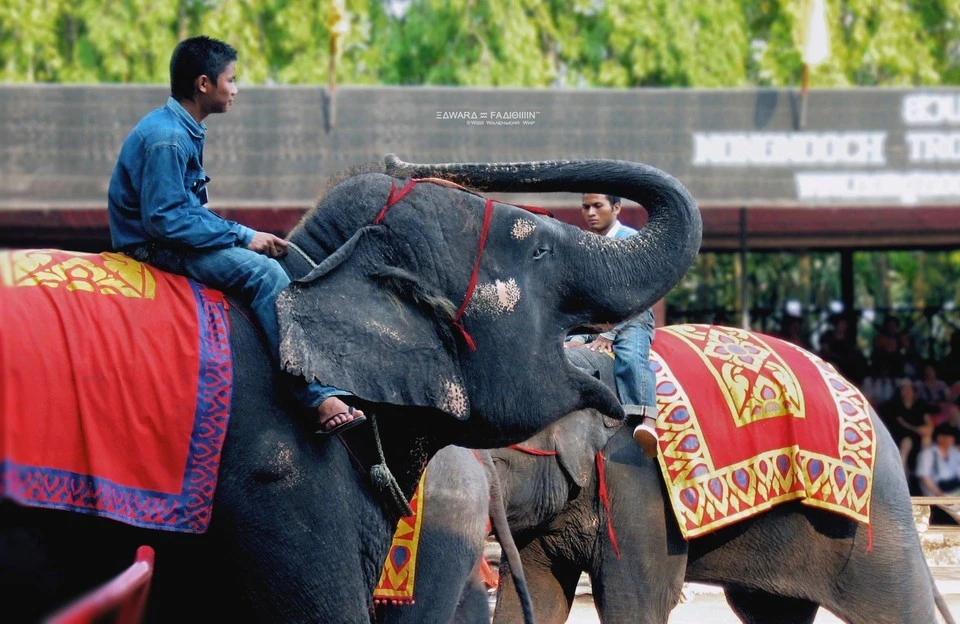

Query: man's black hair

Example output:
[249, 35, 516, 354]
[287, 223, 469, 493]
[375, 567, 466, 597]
[170, 36, 237, 101]
[934, 423, 959, 440]
[582, 194, 622, 207]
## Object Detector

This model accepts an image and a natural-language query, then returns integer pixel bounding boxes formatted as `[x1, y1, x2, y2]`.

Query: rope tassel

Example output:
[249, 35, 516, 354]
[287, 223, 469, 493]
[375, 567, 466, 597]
[368, 412, 413, 518]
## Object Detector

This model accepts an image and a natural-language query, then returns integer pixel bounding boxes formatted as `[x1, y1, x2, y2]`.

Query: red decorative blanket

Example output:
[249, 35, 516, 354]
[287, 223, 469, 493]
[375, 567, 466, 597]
[0, 250, 232, 533]
[651, 325, 876, 539]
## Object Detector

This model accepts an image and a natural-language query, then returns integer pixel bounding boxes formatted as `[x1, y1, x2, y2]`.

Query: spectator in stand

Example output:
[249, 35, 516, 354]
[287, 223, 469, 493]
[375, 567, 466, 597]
[871, 315, 906, 379]
[941, 332, 960, 385]
[819, 313, 867, 386]
[931, 399, 960, 430]
[916, 424, 960, 498]
[777, 314, 810, 350]
[916, 361, 951, 407]
[881, 379, 935, 478]
[898, 332, 924, 380]
[862, 357, 900, 409]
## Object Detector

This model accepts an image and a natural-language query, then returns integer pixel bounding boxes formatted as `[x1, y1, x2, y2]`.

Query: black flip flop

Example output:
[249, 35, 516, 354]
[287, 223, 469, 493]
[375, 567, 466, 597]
[315, 406, 368, 437]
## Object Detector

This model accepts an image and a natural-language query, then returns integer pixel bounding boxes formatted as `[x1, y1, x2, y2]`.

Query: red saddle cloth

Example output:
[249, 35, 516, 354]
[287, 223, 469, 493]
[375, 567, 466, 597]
[0, 250, 232, 533]
[651, 325, 876, 539]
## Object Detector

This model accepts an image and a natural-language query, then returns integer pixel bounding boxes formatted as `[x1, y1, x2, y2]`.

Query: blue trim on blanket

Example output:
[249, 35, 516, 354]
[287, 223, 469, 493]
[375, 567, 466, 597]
[0, 280, 232, 533]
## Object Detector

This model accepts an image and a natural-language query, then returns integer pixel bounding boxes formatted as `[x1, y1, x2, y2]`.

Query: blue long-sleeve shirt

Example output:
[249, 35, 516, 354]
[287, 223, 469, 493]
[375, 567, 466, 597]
[108, 97, 254, 251]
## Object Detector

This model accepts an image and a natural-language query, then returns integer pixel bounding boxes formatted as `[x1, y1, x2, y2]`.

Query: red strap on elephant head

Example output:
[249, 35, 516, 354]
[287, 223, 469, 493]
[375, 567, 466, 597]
[373, 179, 552, 351]
[507, 444, 557, 456]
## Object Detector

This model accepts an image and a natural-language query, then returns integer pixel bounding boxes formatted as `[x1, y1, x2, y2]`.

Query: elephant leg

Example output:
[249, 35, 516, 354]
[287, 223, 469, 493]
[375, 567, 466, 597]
[723, 587, 819, 624]
[454, 568, 494, 624]
[493, 539, 580, 624]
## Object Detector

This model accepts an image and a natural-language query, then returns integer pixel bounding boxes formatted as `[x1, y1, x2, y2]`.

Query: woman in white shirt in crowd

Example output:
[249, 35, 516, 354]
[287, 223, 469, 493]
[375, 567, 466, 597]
[917, 424, 960, 497]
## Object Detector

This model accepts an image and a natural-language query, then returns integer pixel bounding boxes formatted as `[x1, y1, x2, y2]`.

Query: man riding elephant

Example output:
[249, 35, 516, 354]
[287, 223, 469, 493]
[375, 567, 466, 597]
[107, 35, 364, 436]
[567, 192, 658, 456]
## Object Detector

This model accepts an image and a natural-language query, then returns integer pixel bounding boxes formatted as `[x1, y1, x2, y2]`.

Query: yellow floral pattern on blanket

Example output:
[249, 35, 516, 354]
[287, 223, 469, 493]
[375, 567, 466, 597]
[653, 325, 875, 539]
[672, 324, 805, 427]
[0, 250, 155, 299]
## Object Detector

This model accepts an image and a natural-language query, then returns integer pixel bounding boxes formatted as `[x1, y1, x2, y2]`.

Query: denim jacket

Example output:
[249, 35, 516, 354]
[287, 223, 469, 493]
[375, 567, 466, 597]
[108, 97, 254, 251]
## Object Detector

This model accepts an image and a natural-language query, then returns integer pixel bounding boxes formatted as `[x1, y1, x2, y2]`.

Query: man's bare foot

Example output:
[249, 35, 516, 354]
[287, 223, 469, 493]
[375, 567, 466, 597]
[315, 396, 366, 436]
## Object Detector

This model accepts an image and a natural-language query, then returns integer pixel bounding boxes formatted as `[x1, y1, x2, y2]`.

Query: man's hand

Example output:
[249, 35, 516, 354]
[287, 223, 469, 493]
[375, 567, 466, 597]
[588, 335, 613, 354]
[247, 231, 288, 257]
[564, 340, 585, 349]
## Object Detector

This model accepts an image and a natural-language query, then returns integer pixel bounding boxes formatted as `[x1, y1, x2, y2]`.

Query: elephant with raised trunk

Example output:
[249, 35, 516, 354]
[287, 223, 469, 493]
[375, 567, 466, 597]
[1, 157, 701, 622]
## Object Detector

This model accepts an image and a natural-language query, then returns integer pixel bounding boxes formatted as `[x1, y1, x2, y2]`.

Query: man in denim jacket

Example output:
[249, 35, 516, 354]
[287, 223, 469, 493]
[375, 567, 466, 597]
[567, 193, 658, 456]
[107, 36, 364, 436]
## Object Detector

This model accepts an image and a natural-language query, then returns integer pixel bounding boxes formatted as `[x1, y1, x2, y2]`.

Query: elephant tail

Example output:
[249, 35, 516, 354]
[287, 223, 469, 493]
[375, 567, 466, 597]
[931, 569, 957, 624]
[480, 451, 536, 624]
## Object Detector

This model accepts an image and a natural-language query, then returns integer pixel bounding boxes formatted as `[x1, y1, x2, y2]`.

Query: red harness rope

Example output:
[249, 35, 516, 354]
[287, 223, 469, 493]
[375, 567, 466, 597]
[508, 445, 619, 558]
[507, 444, 558, 456]
[449, 198, 493, 350]
[596, 451, 621, 559]
[374, 179, 551, 351]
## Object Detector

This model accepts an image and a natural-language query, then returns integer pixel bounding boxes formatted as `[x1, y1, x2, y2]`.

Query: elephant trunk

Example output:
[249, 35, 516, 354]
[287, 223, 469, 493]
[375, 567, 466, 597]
[383, 155, 702, 322]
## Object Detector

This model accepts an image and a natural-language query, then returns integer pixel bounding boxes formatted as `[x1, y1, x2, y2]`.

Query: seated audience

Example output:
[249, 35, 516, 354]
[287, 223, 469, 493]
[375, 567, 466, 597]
[871, 315, 906, 379]
[880, 380, 934, 477]
[777, 314, 810, 350]
[916, 424, 960, 497]
[915, 361, 950, 407]
[898, 332, 923, 380]
[862, 358, 900, 409]
[941, 332, 960, 385]
[819, 313, 867, 385]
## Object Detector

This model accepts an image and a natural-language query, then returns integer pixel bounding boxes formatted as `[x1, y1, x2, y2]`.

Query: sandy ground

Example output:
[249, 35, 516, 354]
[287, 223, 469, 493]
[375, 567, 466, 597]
[490, 572, 960, 623]
[564, 587, 960, 623]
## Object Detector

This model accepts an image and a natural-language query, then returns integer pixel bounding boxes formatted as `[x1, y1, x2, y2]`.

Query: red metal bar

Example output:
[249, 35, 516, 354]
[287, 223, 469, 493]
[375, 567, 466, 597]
[45, 545, 155, 624]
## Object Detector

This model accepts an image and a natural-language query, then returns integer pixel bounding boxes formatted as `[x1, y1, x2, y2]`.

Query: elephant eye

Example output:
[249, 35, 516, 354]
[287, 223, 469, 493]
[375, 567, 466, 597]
[532, 247, 551, 260]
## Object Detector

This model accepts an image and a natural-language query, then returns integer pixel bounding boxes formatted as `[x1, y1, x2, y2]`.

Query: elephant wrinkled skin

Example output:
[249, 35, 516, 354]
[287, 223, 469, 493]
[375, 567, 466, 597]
[0, 157, 701, 622]
[490, 396, 956, 624]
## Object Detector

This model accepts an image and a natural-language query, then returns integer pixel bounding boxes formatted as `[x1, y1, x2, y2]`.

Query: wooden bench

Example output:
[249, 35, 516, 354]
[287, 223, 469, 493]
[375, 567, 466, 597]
[912, 496, 960, 534]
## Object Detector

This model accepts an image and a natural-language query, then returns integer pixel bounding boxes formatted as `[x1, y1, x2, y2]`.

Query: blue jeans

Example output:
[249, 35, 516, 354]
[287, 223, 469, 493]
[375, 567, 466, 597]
[148, 245, 347, 410]
[613, 309, 657, 415]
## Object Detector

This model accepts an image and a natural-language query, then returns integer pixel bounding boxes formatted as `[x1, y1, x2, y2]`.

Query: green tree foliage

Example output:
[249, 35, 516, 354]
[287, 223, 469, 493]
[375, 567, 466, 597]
[668, 249, 960, 358]
[383, 0, 558, 86]
[1, 0, 956, 86]
[746, 0, 959, 87]
[0, 0, 388, 84]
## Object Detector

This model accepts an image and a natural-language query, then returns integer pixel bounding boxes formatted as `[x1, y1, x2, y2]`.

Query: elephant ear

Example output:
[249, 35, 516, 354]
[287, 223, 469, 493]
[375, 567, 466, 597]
[549, 410, 621, 488]
[277, 228, 470, 420]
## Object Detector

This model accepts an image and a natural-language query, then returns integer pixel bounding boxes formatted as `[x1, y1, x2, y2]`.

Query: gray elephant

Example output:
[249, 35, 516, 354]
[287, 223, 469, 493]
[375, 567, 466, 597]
[0, 156, 701, 622]
[377, 446, 532, 624]
[490, 348, 956, 624]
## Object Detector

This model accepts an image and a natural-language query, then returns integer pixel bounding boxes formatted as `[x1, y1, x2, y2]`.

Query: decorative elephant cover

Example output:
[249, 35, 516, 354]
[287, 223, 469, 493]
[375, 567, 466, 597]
[374, 470, 426, 605]
[0, 250, 232, 533]
[651, 325, 876, 539]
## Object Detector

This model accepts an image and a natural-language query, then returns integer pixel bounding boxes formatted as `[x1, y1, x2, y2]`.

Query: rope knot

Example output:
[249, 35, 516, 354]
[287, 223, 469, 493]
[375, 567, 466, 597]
[368, 413, 414, 518]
